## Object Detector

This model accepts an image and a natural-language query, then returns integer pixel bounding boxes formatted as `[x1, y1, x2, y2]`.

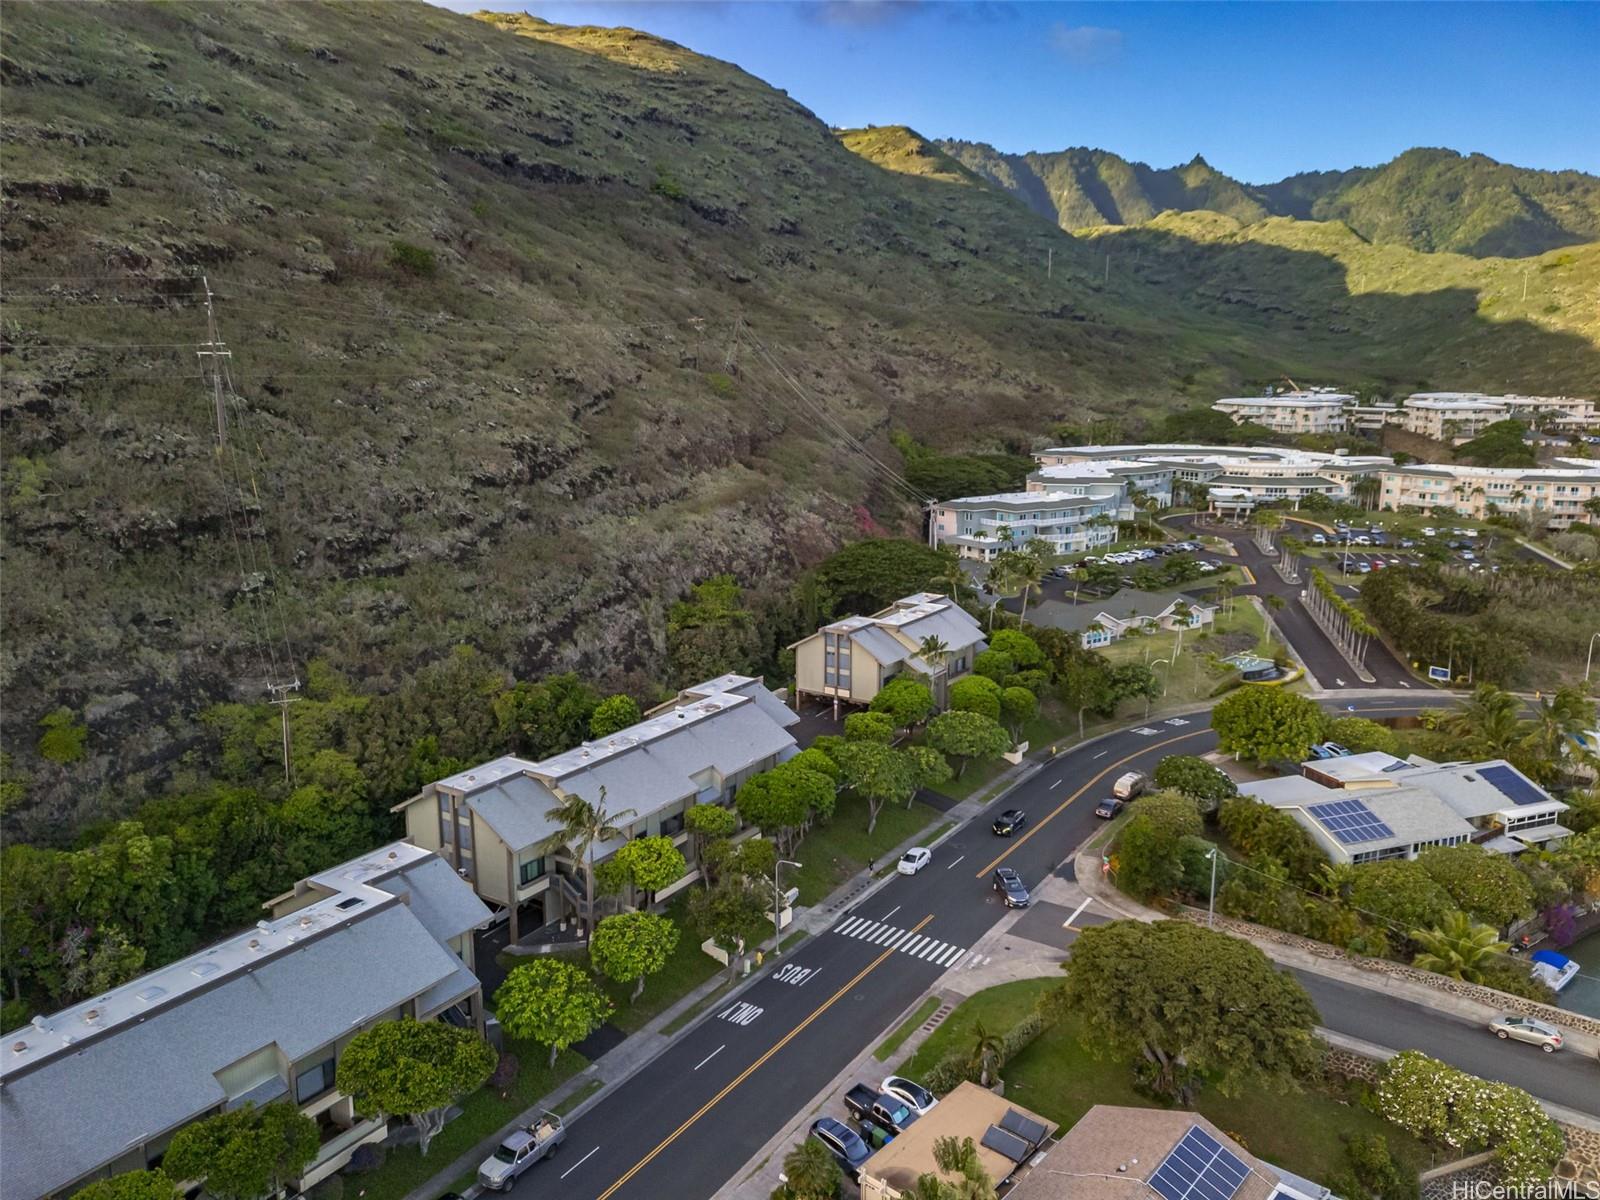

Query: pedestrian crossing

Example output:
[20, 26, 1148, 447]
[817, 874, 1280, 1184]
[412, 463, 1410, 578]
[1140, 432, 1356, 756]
[831, 916, 967, 968]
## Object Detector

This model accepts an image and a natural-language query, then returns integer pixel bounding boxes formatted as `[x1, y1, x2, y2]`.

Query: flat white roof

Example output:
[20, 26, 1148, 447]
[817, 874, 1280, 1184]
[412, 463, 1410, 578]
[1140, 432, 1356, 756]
[1215, 393, 1353, 407]
[939, 489, 1101, 506]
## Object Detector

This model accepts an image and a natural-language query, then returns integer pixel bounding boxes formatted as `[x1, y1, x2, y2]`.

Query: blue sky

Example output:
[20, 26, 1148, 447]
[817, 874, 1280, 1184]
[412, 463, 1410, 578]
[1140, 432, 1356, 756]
[438, 1, 1599, 181]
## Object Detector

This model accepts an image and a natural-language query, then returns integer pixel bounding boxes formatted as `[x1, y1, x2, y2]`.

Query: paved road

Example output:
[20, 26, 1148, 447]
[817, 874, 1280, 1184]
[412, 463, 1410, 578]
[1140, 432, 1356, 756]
[508, 692, 1599, 1200]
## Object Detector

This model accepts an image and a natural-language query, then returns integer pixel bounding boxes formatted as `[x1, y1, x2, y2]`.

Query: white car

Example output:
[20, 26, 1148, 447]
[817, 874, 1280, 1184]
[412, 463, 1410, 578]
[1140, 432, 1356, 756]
[881, 1075, 939, 1116]
[897, 847, 933, 875]
[1489, 1014, 1564, 1052]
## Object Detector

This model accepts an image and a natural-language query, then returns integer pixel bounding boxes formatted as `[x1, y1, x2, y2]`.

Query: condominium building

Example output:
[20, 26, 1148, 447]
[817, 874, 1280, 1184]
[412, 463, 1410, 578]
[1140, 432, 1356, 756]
[1241, 753, 1569, 865]
[1212, 391, 1353, 434]
[396, 674, 799, 941]
[930, 490, 1120, 560]
[0, 843, 491, 1200]
[1024, 457, 1176, 510]
[1377, 458, 1600, 528]
[791, 592, 987, 710]
[1397, 392, 1599, 443]
[1033, 445, 1391, 509]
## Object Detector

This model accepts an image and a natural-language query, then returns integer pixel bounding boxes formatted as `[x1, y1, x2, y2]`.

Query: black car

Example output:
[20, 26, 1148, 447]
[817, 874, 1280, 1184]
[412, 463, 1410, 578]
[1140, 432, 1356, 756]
[991, 809, 1027, 836]
[811, 1116, 871, 1178]
[992, 867, 1031, 907]
[1093, 797, 1126, 819]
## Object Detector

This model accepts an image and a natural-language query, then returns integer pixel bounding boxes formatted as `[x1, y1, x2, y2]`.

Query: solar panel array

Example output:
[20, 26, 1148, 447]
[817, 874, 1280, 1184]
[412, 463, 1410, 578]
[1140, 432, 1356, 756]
[1149, 1126, 1252, 1200]
[1478, 763, 1547, 807]
[1306, 798, 1396, 846]
[1000, 1108, 1049, 1148]
[980, 1125, 1034, 1164]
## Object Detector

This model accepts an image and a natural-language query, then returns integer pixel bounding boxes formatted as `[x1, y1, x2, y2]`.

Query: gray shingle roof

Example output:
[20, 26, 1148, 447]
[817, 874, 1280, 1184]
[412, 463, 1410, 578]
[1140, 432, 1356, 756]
[0, 902, 465, 1200]
[377, 855, 493, 945]
[851, 625, 912, 666]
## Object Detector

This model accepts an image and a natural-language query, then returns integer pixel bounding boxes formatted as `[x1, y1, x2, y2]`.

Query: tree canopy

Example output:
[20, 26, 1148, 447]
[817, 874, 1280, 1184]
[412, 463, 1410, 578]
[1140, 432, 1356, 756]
[591, 911, 681, 1002]
[1325, 716, 1399, 755]
[666, 574, 761, 685]
[597, 835, 687, 900]
[162, 1102, 318, 1200]
[589, 694, 642, 739]
[948, 675, 1002, 721]
[844, 710, 896, 744]
[1211, 687, 1327, 763]
[1114, 792, 1204, 900]
[70, 1172, 176, 1200]
[494, 959, 613, 1067]
[988, 629, 1044, 669]
[336, 1018, 498, 1153]
[812, 540, 957, 618]
[869, 677, 935, 729]
[1349, 860, 1456, 936]
[1152, 755, 1238, 811]
[1049, 920, 1320, 1104]
[1416, 845, 1534, 929]
[925, 710, 1011, 778]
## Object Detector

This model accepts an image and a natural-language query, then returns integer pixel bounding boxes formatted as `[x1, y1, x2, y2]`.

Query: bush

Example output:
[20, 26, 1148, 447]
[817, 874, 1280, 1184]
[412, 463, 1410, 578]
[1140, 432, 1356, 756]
[1217, 796, 1326, 881]
[1115, 791, 1203, 900]
[1332, 1132, 1418, 1200]
[37, 707, 88, 764]
[387, 240, 437, 277]
[948, 675, 1002, 721]
[920, 1005, 1058, 1096]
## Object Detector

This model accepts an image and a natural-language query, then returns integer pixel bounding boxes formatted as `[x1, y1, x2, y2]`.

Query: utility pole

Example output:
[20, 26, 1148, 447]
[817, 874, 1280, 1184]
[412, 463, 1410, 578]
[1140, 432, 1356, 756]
[724, 315, 743, 373]
[1046, 247, 1053, 279]
[1103, 253, 1110, 285]
[268, 678, 303, 785]
[1206, 848, 1218, 928]
[196, 275, 232, 448]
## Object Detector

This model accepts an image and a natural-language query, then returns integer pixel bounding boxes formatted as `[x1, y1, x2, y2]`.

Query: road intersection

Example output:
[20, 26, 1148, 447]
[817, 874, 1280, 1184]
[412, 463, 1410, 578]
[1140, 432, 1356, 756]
[504, 692, 1596, 1200]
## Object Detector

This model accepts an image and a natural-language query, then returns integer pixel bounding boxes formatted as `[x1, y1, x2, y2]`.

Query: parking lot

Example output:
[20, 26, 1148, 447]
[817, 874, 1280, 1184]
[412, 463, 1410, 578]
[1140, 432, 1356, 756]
[1301, 521, 1515, 578]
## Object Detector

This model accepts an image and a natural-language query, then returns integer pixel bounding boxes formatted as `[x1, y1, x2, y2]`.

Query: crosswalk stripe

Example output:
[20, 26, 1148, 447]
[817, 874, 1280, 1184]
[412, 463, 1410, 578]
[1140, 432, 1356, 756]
[902, 935, 927, 956]
[885, 929, 913, 950]
[918, 940, 945, 960]
[943, 949, 967, 969]
[836, 916, 866, 936]
[933, 945, 958, 965]
[854, 921, 882, 940]
[871, 925, 900, 944]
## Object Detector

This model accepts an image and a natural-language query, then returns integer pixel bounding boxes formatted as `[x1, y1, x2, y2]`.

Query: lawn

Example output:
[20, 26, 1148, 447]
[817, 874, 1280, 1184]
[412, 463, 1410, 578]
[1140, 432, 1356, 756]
[874, 996, 941, 1062]
[350, 1042, 588, 1200]
[1095, 604, 1271, 708]
[790, 791, 946, 905]
[899, 982, 1433, 1188]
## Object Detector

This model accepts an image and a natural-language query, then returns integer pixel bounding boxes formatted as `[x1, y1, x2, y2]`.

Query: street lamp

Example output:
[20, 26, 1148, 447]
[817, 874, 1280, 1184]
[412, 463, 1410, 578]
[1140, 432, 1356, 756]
[1587, 632, 1600, 682]
[772, 859, 802, 958]
[1206, 848, 1218, 928]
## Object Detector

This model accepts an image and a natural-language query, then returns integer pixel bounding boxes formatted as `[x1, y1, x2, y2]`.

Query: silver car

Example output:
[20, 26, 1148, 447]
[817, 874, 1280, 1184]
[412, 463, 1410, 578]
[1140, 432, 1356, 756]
[1488, 1014, 1564, 1052]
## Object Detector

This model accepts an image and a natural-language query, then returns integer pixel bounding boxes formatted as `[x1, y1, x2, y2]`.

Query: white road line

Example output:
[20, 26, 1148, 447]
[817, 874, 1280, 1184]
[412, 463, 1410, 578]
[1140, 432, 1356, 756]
[902, 935, 928, 956]
[854, 921, 883, 940]
[1093, 750, 1107, 759]
[882, 905, 900, 922]
[693, 1045, 725, 1071]
[800, 968, 822, 987]
[1051, 777, 1063, 788]
[560, 1147, 599, 1179]
[918, 941, 946, 960]
[945, 855, 965, 870]
[936, 945, 963, 966]
[871, 925, 900, 945]
[836, 916, 866, 936]
[886, 929, 914, 950]
[944, 950, 968, 970]
[1062, 896, 1093, 928]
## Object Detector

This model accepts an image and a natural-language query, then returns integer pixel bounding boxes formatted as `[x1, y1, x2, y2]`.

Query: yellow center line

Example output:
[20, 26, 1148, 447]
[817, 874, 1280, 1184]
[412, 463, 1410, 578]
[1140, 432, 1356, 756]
[595, 912, 936, 1200]
[976, 728, 1209, 878]
[1238, 565, 1256, 585]
[973, 702, 1442, 880]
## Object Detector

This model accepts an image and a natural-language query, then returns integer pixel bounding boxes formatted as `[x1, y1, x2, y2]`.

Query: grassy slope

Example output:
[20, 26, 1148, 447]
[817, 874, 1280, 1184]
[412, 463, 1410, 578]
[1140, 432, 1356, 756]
[2, 3, 1598, 829]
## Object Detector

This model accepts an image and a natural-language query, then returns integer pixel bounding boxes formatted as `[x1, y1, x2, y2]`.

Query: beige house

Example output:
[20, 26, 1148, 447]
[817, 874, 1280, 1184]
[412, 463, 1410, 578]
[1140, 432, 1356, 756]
[1212, 392, 1352, 434]
[791, 592, 987, 712]
[395, 674, 799, 941]
[858, 1082, 1054, 1200]
[1008, 1105, 1331, 1200]
[1377, 459, 1600, 528]
[0, 843, 490, 1200]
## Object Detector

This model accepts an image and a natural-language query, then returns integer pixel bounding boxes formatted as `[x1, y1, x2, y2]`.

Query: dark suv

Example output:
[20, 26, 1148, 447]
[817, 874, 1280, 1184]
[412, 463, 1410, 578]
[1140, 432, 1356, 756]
[992, 867, 1031, 907]
[991, 809, 1027, 836]
[810, 1117, 871, 1178]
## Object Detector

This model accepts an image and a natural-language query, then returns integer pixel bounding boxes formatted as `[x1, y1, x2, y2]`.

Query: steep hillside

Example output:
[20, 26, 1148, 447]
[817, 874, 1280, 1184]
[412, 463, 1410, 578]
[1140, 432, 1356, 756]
[1, 4, 1596, 833]
[940, 140, 1600, 258]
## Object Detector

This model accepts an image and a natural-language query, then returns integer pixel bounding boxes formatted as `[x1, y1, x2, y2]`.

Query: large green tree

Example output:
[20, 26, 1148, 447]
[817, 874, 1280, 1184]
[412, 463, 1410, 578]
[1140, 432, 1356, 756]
[1048, 920, 1320, 1104]
[1114, 792, 1204, 901]
[666, 574, 761, 684]
[595, 835, 687, 909]
[869, 677, 935, 730]
[737, 767, 822, 853]
[1152, 755, 1238, 812]
[844, 710, 896, 744]
[831, 741, 919, 833]
[1325, 716, 1399, 755]
[589, 694, 643, 739]
[70, 1172, 175, 1200]
[925, 711, 1010, 778]
[999, 687, 1037, 736]
[988, 629, 1044, 670]
[336, 1018, 497, 1154]
[1410, 912, 1509, 984]
[688, 876, 769, 981]
[494, 959, 613, 1067]
[1416, 845, 1534, 929]
[1211, 687, 1327, 764]
[948, 675, 1002, 721]
[591, 911, 681, 1002]
[811, 540, 958, 618]
[1349, 860, 1455, 936]
[493, 672, 602, 760]
[162, 1103, 318, 1199]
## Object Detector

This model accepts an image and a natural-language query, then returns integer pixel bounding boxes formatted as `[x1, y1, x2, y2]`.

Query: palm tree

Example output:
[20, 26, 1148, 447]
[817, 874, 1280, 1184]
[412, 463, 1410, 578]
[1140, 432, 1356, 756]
[929, 558, 974, 605]
[918, 634, 953, 706]
[1411, 912, 1509, 984]
[1521, 685, 1597, 782]
[1436, 683, 1528, 762]
[1009, 552, 1045, 627]
[967, 1020, 1005, 1088]
[545, 785, 637, 939]
[782, 1136, 843, 1199]
[1170, 600, 1194, 659]
[913, 1137, 997, 1200]
[1214, 577, 1236, 617]
[983, 557, 1014, 631]
[1352, 474, 1381, 511]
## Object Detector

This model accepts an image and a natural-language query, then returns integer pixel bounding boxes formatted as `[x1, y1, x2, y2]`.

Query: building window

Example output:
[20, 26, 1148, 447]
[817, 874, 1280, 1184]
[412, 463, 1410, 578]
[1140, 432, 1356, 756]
[660, 809, 686, 839]
[295, 1055, 336, 1105]
[518, 856, 546, 887]
[456, 815, 473, 851]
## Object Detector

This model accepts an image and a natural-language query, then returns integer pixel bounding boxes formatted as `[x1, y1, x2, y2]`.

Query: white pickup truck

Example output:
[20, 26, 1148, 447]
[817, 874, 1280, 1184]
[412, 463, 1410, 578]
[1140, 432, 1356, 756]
[477, 1111, 566, 1191]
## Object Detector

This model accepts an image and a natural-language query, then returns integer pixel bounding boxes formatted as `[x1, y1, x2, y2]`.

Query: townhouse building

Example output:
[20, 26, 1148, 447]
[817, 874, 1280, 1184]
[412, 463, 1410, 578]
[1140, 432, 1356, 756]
[1024, 457, 1177, 510]
[1032, 445, 1390, 509]
[929, 490, 1121, 560]
[1049, 587, 1217, 648]
[396, 674, 800, 942]
[1241, 752, 1569, 866]
[0, 843, 490, 1200]
[1212, 391, 1353, 434]
[791, 592, 987, 711]
[1397, 392, 1598, 442]
[1377, 459, 1600, 528]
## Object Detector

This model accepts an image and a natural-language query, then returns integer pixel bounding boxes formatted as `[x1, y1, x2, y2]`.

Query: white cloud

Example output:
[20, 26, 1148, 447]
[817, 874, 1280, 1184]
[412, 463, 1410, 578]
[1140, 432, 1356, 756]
[1049, 23, 1124, 65]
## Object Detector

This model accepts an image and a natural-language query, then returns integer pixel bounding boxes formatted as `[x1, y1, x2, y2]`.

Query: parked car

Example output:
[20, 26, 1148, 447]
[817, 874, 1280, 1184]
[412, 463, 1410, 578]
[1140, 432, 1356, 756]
[1321, 742, 1351, 757]
[811, 1116, 872, 1179]
[1112, 771, 1148, 799]
[1311, 533, 1327, 545]
[478, 1113, 566, 1190]
[1093, 796, 1126, 819]
[898, 847, 933, 875]
[844, 1083, 920, 1133]
[1421, 527, 1437, 537]
[881, 1075, 939, 1116]
[1355, 561, 1372, 574]
[992, 866, 1031, 908]
[1489, 1014, 1564, 1052]
[991, 809, 1027, 836]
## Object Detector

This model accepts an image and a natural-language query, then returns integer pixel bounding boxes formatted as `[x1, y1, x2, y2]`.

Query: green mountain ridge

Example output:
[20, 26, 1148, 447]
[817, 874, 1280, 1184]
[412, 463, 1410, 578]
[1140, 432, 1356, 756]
[937, 140, 1600, 258]
[1, 3, 1597, 834]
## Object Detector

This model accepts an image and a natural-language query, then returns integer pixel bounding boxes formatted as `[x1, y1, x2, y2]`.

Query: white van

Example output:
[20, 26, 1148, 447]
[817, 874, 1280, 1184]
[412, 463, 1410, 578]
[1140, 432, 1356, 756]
[1112, 771, 1148, 800]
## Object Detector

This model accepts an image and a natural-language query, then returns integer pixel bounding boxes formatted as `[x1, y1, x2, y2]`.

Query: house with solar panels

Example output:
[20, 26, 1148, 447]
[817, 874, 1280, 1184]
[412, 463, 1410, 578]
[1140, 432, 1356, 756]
[0, 842, 491, 1200]
[857, 1081, 1054, 1200]
[1240, 751, 1570, 865]
[1008, 1106, 1331, 1200]
[790, 592, 987, 713]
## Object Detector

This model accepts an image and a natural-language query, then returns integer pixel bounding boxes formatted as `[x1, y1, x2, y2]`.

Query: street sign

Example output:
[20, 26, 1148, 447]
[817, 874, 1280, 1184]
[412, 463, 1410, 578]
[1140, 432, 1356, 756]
[1428, 665, 1451, 682]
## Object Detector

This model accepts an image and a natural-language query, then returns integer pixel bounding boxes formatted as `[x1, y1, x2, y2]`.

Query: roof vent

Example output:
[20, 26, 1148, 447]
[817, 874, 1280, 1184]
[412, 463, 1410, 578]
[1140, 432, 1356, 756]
[248, 938, 261, 951]
[191, 962, 221, 979]
[387, 850, 399, 860]
[30, 1017, 47, 1032]
[136, 985, 166, 1004]
[10, 1041, 26, 1054]
[256, 920, 270, 931]
[299, 916, 313, 928]
[60, 1034, 76, 1046]
[83, 1008, 101, 1023]
[336, 896, 365, 910]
